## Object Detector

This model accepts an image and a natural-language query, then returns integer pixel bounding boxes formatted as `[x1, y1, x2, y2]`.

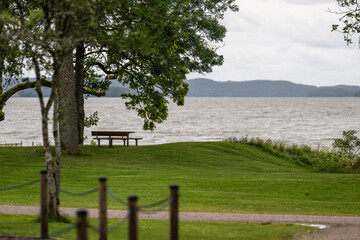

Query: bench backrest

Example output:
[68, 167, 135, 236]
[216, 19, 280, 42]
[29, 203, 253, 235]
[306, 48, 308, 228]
[91, 131, 130, 137]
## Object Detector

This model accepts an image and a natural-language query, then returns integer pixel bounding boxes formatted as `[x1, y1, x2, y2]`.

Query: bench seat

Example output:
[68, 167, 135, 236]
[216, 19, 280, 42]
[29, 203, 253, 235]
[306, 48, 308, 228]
[91, 131, 142, 147]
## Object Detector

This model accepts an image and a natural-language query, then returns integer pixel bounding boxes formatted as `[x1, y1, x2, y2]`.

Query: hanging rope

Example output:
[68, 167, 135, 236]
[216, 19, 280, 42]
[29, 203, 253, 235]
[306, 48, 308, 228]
[138, 197, 171, 209]
[88, 209, 131, 233]
[47, 179, 98, 196]
[48, 223, 77, 237]
[106, 187, 127, 206]
[0, 179, 39, 191]
[139, 197, 174, 214]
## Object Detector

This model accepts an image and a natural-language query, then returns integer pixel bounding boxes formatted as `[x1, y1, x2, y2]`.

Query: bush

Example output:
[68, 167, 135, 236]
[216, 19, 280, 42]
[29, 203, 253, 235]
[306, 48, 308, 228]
[333, 130, 360, 157]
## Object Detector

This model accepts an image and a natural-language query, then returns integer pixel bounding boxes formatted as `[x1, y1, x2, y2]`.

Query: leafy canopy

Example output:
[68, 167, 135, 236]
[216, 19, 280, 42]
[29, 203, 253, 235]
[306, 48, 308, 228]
[83, 0, 238, 130]
[1, 0, 238, 130]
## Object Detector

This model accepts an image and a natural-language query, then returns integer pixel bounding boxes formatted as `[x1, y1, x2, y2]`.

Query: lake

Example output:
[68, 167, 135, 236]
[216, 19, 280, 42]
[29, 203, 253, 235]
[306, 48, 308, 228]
[1, 97, 359, 147]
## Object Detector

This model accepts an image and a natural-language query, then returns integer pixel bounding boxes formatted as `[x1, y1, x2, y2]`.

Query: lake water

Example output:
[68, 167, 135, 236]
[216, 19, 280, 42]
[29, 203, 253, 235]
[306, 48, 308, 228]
[1, 97, 359, 147]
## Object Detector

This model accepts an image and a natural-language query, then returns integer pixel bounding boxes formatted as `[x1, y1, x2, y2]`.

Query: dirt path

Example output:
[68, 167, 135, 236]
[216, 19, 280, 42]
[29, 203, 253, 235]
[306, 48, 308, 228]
[1, 205, 360, 240]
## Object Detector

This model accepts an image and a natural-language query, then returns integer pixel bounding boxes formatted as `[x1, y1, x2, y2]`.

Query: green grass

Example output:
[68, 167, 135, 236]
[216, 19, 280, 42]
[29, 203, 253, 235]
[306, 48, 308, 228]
[0, 142, 360, 215]
[0, 213, 316, 240]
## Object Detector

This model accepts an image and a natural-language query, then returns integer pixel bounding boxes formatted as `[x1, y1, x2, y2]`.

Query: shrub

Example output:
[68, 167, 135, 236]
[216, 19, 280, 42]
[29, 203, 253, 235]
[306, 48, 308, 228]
[333, 130, 360, 157]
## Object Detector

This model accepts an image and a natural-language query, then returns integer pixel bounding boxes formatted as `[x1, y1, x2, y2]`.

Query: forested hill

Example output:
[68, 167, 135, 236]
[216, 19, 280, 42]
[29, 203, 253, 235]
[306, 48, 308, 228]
[186, 78, 360, 97]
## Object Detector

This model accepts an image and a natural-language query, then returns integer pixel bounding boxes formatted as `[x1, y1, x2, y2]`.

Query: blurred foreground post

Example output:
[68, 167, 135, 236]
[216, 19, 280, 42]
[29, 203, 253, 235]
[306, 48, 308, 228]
[128, 195, 138, 240]
[40, 170, 48, 239]
[170, 184, 179, 240]
[99, 177, 107, 240]
[77, 209, 88, 240]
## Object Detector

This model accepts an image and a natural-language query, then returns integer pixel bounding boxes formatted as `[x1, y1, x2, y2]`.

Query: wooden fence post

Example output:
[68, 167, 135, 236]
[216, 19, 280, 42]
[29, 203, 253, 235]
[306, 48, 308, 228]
[40, 170, 48, 239]
[99, 177, 107, 240]
[128, 195, 138, 240]
[170, 184, 179, 240]
[77, 210, 88, 240]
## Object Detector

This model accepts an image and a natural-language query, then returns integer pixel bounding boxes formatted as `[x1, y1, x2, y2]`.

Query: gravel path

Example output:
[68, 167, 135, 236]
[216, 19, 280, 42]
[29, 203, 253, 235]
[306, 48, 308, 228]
[1, 205, 360, 240]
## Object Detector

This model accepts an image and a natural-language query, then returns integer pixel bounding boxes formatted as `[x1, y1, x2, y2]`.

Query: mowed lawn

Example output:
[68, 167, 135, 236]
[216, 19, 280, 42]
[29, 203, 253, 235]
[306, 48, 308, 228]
[0, 142, 359, 215]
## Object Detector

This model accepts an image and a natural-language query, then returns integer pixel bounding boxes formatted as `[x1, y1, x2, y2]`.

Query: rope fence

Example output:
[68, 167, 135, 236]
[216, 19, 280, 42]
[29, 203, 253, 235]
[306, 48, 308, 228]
[106, 187, 128, 206]
[0, 179, 39, 191]
[46, 179, 98, 196]
[88, 209, 131, 234]
[139, 197, 174, 214]
[0, 170, 180, 240]
[48, 222, 77, 238]
[139, 196, 171, 209]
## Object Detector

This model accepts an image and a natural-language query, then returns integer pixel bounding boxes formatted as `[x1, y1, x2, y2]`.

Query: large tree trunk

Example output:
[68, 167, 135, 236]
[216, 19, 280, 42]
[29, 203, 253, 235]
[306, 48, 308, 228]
[75, 43, 85, 145]
[59, 50, 79, 153]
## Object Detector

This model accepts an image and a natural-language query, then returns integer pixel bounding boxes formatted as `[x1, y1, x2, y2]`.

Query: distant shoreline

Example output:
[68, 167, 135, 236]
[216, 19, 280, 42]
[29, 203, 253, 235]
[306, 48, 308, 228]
[9, 78, 360, 98]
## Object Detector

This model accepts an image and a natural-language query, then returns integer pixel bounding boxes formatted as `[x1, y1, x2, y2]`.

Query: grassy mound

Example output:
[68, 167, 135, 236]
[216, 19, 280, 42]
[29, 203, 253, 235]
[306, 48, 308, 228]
[0, 142, 359, 215]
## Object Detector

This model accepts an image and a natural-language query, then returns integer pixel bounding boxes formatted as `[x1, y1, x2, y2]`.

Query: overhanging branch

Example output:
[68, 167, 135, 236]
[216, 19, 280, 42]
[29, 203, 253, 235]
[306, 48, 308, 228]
[0, 79, 106, 121]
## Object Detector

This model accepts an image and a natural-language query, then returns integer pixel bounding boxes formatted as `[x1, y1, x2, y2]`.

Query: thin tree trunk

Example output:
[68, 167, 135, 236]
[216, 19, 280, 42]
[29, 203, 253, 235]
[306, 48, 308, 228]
[75, 43, 85, 145]
[32, 46, 60, 217]
[59, 50, 79, 153]
[36, 81, 58, 218]
[52, 74, 62, 212]
[0, 1, 4, 95]
[0, 61, 3, 94]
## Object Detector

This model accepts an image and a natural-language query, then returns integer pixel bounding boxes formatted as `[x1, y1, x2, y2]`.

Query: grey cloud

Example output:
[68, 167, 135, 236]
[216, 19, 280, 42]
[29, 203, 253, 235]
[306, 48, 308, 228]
[283, 0, 334, 5]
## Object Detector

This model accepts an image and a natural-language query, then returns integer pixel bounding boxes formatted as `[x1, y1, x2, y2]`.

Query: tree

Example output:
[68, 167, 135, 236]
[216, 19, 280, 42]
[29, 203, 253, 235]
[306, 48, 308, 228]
[1, 0, 107, 217]
[54, 0, 238, 151]
[81, 0, 239, 128]
[0, 0, 25, 119]
[2, 0, 238, 217]
[332, 0, 360, 46]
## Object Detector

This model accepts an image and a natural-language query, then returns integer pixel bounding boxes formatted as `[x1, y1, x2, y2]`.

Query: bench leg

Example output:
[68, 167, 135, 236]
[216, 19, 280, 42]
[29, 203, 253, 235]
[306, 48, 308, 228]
[127, 139, 129, 146]
[109, 139, 113, 147]
[123, 140, 126, 146]
[135, 139, 138, 146]
[98, 139, 101, 147]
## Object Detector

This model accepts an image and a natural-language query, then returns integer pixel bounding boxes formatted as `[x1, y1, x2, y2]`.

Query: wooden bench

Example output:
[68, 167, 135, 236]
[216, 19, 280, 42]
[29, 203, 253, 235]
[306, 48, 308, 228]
[91, 131, 143, 147]
[0, 141, 22, 147]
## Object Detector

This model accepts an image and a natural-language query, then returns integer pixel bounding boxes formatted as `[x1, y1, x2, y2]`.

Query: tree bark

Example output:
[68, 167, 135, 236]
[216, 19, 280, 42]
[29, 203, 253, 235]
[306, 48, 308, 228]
[75, 43, 85, 145]
[0, 8, 5, 95]
[36, 78, 59, 218]
[52, 74, 62, 212]
[59, 50, 79, 153]
[0, 59, 4, 94]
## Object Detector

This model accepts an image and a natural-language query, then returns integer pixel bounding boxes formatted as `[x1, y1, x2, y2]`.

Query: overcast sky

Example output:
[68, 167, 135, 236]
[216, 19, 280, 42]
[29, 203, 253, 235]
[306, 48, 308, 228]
[187, 0, 360, 87]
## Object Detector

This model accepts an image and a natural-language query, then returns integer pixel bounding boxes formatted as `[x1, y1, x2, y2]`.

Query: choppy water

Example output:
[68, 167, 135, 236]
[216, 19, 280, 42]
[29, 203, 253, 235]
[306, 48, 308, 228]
[1, 97, 359, 147]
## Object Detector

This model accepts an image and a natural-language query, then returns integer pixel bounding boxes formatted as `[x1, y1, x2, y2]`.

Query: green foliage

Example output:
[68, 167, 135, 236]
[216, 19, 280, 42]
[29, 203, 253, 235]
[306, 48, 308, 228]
[226, 136, 359, 173]
[84, 111, 99, 128]
[332, 0, 360, 46]
[82, 0, 238, 130]
[333, 130, 360, 157]
[2, 0, 238, 130]
[310, 149, 353, 172]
